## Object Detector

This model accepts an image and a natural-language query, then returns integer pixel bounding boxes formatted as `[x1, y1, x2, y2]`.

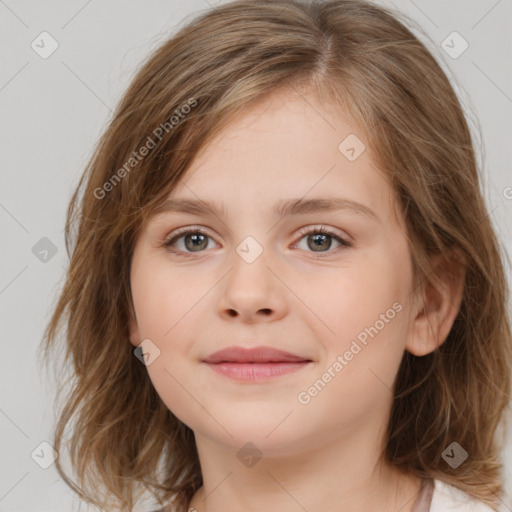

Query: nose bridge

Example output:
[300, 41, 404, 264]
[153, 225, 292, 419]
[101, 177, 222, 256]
[217, 232, 286, 322]
[235, 233, 266, 266]
[230, 232, 272, 294]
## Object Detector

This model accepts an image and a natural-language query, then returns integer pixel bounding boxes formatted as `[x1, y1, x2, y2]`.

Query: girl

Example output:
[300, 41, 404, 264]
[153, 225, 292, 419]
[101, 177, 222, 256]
[40, 0, 512, 511]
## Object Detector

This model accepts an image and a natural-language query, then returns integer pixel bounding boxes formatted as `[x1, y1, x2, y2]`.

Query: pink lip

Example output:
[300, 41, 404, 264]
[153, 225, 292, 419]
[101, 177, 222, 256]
[203, 346, 310, 364]
[203, 346, 312, 381]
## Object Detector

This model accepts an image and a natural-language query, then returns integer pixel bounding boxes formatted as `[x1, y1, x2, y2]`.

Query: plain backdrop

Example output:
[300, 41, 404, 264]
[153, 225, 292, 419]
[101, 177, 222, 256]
[1, 0, 511, 511]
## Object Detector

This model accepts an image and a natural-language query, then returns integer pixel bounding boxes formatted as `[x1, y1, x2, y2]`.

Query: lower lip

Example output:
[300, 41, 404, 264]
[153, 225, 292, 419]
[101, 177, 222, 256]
[205, 361, 311, 381]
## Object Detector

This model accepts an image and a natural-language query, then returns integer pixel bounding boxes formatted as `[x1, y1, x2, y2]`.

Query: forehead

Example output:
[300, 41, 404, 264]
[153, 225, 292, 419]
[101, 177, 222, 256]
[158, 88, 399, 227]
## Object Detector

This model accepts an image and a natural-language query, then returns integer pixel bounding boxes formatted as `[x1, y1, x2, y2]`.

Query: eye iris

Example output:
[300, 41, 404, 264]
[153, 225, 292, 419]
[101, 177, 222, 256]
[308, 233, 331, 251]
[185, 233, 208, 251]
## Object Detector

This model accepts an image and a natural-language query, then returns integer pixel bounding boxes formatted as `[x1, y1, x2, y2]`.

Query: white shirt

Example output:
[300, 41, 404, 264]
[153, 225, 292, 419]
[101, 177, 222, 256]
[151, 478, 504, 512]
[427, 479, 499, 512]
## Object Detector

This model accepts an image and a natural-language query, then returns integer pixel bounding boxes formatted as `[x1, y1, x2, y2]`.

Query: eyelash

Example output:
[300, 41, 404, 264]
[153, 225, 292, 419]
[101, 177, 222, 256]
[162, 225, 352, 259]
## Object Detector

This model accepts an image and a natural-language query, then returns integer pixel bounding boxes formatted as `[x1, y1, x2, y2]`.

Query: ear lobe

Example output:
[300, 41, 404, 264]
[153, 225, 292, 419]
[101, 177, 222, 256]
[406, 250, 466, 357]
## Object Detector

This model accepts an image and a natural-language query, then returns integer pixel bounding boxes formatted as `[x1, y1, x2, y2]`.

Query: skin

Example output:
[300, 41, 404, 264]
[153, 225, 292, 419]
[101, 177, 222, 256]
[128, 85, 465, 512]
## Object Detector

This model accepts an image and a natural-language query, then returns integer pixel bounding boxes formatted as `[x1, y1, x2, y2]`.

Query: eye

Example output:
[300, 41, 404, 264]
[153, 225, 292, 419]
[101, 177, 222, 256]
[162, 225, 352, 258]
[293, 225, 352, 258]
[162, 227, 217, 256]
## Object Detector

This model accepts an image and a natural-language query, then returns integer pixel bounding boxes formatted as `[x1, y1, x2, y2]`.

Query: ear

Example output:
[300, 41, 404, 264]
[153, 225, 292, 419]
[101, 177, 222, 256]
[406, 249, 466, 357]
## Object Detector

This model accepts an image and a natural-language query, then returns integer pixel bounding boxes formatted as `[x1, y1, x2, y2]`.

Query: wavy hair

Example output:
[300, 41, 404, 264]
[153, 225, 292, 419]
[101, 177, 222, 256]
[39, 0, 512, 510]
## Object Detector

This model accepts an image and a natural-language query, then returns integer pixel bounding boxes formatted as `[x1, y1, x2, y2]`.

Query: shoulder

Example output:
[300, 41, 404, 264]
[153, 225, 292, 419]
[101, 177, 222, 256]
[430, 479, 497, 512]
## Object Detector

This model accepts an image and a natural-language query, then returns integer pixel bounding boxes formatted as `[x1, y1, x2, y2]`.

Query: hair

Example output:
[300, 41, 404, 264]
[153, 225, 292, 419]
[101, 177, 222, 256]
[39, 0, 512, 510]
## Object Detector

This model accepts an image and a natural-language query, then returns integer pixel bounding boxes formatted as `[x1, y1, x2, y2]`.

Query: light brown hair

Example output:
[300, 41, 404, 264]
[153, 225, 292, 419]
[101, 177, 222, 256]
[39, 0, 512, 510]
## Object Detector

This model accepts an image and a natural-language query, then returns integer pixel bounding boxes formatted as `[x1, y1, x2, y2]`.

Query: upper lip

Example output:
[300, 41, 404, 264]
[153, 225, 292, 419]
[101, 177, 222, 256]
[203, 346, 311, 364]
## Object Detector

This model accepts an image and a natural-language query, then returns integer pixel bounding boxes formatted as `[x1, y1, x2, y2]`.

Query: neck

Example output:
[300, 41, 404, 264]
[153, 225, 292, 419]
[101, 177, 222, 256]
[187, 426, 422, 512]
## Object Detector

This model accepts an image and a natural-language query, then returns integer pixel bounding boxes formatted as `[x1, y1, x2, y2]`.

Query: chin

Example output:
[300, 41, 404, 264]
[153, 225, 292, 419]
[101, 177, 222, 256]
[192, 411, 314, 455]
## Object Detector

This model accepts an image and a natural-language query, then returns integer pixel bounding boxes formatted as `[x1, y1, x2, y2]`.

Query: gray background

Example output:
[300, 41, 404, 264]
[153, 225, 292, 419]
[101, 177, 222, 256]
[1, 0, 511, 511]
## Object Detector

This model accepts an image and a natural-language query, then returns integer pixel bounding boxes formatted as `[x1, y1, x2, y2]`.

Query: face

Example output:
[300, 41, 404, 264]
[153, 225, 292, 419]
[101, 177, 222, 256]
[128, 87, 417, 456]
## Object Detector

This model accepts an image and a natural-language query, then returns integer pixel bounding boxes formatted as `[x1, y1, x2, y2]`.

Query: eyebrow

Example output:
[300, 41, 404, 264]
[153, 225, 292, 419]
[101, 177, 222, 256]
[151, 197, 380, 223]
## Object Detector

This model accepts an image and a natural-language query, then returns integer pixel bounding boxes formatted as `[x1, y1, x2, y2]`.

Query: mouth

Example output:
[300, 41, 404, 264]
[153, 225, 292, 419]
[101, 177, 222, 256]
[202, 346, 313, 381]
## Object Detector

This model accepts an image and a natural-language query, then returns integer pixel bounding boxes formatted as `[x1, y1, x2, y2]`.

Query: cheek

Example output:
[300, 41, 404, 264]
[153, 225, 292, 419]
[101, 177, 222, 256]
[314, 252, 407, 342]
[131, 257, 212, 428]
[309, 245, 411, 385]
[297, 273, 408, 432]
[131, 257, 205, 342]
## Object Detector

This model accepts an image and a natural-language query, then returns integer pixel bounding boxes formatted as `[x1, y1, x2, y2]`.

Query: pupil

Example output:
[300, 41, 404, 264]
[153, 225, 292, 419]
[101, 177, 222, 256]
[309, 234, 330, 251]
[186, 234, 207, 251]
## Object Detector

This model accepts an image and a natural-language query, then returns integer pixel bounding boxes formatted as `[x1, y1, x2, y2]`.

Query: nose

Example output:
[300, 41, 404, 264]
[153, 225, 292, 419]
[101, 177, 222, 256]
[216, 245, 288, 324]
